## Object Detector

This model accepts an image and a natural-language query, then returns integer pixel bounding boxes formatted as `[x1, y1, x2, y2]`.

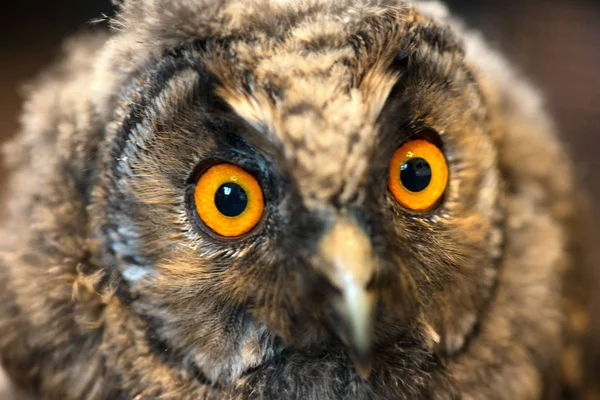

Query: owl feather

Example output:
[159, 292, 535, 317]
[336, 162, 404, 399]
[0, 1, 595, 399]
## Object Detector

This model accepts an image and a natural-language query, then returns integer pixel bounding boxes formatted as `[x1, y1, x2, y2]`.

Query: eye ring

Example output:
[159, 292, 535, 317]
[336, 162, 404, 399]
[194, 163, 264, 237]
[388, 139, 448, 211]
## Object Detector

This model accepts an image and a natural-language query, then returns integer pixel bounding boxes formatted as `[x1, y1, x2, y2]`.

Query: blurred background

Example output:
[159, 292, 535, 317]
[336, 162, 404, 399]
[0, 0, 598, 388]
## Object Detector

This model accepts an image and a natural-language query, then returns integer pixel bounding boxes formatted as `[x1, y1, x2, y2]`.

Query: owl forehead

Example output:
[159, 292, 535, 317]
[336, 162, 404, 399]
[110, 1, 451, 205]
[212, 32, 401, 205]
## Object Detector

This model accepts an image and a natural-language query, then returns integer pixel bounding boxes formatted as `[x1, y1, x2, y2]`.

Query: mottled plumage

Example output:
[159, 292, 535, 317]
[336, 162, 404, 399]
[0, 1, 595, 399]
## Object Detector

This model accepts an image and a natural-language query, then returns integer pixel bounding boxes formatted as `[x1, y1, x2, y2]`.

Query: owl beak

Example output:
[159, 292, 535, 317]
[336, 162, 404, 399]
[319, 217, 376, 379]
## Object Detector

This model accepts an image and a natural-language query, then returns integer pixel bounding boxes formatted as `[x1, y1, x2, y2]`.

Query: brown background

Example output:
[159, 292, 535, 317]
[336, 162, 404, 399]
[1, 0, 598, 382]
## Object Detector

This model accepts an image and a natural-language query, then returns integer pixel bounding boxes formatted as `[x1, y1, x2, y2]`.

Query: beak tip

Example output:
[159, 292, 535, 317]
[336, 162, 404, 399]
[352, 352, 373, 380]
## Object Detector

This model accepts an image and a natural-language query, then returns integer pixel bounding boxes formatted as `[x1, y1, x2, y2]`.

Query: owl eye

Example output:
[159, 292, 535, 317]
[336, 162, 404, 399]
[388, 139, 448, 211]
[194, 163, 264, 237]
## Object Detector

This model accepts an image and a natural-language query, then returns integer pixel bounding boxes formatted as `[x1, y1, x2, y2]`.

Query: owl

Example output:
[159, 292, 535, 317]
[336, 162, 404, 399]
[0, 0, 596, 399]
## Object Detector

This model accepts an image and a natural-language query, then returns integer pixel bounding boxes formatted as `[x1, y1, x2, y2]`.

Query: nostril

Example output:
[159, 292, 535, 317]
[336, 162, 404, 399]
[365, 274, 376, 291]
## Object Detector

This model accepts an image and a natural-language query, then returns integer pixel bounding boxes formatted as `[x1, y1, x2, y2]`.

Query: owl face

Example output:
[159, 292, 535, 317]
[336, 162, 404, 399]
[93, 2, 503, 380]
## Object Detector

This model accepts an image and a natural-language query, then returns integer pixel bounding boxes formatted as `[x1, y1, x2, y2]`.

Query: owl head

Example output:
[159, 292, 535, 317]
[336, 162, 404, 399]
[82, 0, 569, 385]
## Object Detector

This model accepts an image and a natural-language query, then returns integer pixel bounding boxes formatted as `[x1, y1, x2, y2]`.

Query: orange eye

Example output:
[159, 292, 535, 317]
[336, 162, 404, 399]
[388, 139, 448, 211]
[194, 164, 264, 237]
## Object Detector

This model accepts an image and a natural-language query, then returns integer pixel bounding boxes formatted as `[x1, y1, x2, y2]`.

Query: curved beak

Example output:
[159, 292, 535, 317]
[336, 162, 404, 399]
[319, 216, 376, 379]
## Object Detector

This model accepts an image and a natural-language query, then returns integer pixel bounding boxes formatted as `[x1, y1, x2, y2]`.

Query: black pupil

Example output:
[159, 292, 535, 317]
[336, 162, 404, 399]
[400, 157, 432, 192]
[214, 183, 248, 217]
